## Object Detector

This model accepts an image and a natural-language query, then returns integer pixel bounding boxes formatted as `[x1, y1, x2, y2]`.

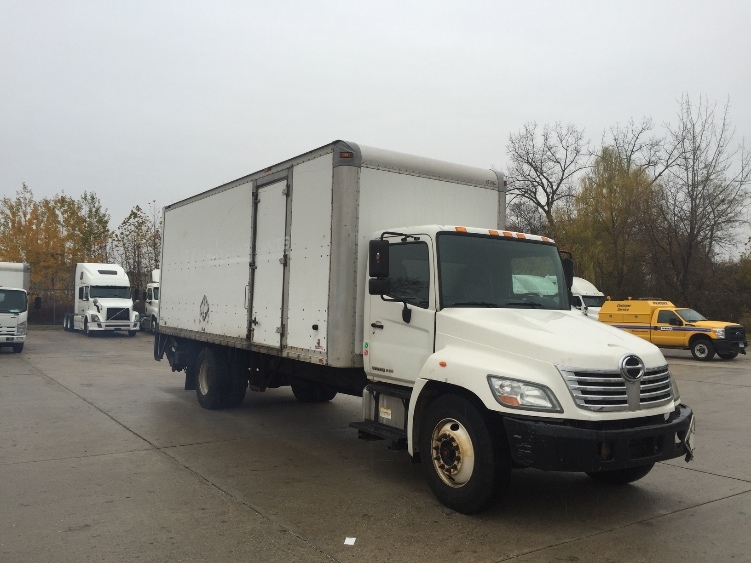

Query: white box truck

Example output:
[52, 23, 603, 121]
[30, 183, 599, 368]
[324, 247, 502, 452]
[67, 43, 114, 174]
[0, 262, 30, 353]
[571, 276, 606, 319]
[154, 141, 695, 513]
[63, 263, 139, 336]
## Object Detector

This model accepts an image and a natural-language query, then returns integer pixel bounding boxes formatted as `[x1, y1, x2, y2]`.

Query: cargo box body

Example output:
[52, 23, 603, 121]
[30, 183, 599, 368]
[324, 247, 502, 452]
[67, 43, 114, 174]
[159, 141, 504, 368]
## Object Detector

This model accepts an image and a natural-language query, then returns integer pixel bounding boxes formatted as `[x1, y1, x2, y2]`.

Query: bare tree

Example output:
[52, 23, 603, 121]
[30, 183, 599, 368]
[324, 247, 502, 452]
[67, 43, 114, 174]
[648, 95, 751, 304]
[506, 122, 591, 237]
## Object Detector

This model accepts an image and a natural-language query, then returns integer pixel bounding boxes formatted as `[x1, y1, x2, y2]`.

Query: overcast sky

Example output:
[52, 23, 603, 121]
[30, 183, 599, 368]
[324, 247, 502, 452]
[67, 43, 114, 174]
[2, 0, 749, 231]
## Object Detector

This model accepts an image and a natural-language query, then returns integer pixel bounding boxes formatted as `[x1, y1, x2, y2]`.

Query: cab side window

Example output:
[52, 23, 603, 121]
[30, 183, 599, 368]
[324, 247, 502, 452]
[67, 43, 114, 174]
[387, 242, 430, 308]
[657, 310, 680, 325]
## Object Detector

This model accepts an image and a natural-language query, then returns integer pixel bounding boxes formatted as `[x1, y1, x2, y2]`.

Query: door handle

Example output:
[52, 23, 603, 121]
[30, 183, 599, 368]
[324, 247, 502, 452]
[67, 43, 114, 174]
[371, 322, 383, 329]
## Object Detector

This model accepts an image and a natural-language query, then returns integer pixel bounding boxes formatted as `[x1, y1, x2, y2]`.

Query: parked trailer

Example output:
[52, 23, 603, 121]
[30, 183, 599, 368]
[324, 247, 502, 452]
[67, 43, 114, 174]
[155, 141, 694, 513]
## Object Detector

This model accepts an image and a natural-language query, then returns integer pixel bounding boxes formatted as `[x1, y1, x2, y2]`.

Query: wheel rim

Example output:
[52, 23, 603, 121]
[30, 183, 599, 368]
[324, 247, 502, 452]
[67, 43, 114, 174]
[694, 343, 709, 358]
[198, 361, 210, 395]
[430, 417, 475, 488]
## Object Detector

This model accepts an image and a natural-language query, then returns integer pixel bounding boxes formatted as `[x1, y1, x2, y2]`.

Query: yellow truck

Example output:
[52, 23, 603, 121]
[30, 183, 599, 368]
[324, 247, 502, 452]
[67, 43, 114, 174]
[599, 300, 747, 361]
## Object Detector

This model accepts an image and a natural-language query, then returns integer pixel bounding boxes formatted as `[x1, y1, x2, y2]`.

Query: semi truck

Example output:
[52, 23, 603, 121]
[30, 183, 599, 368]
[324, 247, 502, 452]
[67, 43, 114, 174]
[0, 262, 30, 353]
[140, 269, 160, 332]
[154, 141, 695, 513]
[599, 299, 747, 361]
[63, 263, 139, 336]
[570, 277, 605, 319]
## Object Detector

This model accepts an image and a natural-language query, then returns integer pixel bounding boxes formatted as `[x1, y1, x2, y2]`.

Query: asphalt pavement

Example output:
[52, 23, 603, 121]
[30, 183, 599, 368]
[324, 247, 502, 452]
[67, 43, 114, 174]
[1, 328, 750, 562]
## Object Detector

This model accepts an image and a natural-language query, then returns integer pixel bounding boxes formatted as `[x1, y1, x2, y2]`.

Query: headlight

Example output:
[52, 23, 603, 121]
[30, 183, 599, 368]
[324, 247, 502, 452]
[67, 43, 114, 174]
[91, 314, 100, 322]
[712, 328, 725, 339]
[487, 376, 563, 413]
[134, 312, 139, 322]
[670, 371, 681, 403]
[17, 321, 27, 335]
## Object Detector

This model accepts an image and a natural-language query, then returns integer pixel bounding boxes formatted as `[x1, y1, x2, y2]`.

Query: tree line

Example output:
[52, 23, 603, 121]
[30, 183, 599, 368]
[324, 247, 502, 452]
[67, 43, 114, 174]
[0, 184, 161, 303]
[506, 95, 751, 324]
[2, 93, 749, 324]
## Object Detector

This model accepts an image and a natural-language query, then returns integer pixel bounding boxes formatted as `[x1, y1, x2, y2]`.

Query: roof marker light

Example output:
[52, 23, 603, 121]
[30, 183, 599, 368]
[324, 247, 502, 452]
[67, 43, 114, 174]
[455, 227, 467, 232]
[489, 229, 499, 236]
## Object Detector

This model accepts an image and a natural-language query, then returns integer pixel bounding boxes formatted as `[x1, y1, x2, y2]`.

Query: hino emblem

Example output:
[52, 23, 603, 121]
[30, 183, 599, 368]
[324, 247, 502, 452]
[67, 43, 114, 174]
[619, 354, 645, 381]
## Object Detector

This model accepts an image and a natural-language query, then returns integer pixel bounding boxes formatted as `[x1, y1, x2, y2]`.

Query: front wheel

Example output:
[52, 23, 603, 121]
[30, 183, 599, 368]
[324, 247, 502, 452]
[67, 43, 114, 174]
[717, 351, 738, 360]
[84, 318, 92, 337]
[586, 463, 654, 485]
[128, 330, 137, 337]
[690, 338, 715, 361]
[419, 394, 510, 514]
[12, 343, 23, 353]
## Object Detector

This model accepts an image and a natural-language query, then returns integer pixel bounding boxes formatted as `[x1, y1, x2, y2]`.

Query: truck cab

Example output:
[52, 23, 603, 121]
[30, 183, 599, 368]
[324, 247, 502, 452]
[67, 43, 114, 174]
[570, 276, 605, 319]
[0, 262, 30, 353]
[599, 299, 747, 360]
[141, 268, 160, 332]
[358, 227, 694, 511]
[64, 263, 139, 336]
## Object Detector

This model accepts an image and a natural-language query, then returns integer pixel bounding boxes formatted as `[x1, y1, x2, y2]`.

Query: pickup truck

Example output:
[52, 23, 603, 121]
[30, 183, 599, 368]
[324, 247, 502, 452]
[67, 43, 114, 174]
[599, 299, 747, 361]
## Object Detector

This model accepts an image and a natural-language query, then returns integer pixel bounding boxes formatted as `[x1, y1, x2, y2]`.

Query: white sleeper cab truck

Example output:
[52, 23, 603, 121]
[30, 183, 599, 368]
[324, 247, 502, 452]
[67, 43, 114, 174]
[64, 263, 139, 336]
[154, 141, 695, 513]
[140, 268, 160, 332]
[0, 262, 30, 353]
[571, 276, 606, 319]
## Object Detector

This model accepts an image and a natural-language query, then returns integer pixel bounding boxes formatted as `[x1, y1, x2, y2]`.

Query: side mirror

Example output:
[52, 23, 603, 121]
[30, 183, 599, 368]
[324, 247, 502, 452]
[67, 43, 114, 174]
[369, 239, 390, 278]
[561, 257, 574, 290]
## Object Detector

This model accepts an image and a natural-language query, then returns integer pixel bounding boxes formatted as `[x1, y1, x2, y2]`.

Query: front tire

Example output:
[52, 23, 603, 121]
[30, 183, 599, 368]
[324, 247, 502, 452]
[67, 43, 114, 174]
[12, 343, 23, 353]
[195, 347, 228, 410]
[690, 338, 715, 361]
[419, 394, 510, 514]
[84, 318, 92, 337]
[128, 330, 137, 337]
[586, 463, 654, 485]
[717, 351, 738, 360]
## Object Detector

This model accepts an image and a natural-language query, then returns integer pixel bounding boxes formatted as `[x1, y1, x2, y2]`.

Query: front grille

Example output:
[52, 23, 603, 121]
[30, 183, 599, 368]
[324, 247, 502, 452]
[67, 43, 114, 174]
[559, 365, 673, 412]
[106, 308, 130, 321]
[726, 325, 746, 341]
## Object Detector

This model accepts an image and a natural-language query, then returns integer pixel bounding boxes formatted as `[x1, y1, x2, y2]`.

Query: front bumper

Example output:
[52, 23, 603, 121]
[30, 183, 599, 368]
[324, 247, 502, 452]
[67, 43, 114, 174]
[502, 404, 694, 472]
[713, 338, 747, 355]
[0, 335, 25, 345]
[91, 321, 138, 332]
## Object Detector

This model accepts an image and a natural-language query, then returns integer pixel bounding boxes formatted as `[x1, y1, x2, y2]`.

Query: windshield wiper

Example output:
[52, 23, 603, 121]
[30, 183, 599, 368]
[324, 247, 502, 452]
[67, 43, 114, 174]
[504, 301, 545, 309]
[448, 301, 500, 308]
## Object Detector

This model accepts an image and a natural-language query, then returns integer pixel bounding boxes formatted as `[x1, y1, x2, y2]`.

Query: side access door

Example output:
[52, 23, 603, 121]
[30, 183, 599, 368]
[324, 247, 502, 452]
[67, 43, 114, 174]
[250, 178, 290, 348]
[364, 237, 436, 384]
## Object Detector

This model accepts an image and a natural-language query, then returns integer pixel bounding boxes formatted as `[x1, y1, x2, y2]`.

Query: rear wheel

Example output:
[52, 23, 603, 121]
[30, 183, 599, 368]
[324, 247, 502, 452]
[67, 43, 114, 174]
[420, 394, 511, 514]
[195, 347, 228, 410]
[586, 463, 654, 485]
[717, 351, 738, 360]
[291, 381, 337, 402]
[690, 338, 715, 361]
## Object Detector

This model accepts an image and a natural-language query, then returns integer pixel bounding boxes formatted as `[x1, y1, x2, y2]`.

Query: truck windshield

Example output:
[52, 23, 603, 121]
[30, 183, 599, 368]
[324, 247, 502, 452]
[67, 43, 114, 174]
[90, 286, 131, 299]
[583, 295, 606, 308]
[0, 289, 28, 313]
[437, 233, 568, 310]
[676, 309, 707, 322]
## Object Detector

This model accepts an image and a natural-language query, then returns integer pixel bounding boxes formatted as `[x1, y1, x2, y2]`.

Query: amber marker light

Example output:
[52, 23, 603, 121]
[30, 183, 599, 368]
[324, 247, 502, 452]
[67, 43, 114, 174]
[455, 227, 467, 232]
[439, 361, 447, 367]
[489, 230, 499, 236]
[502, 231, 513, 237]
[340, 151, 354, 158]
